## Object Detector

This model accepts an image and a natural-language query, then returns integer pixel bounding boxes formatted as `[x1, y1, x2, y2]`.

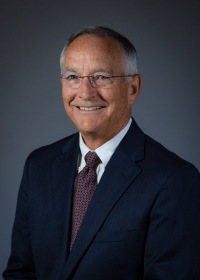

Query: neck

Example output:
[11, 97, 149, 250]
[80, 119, 131, 150]
[81, 134, 111, 150]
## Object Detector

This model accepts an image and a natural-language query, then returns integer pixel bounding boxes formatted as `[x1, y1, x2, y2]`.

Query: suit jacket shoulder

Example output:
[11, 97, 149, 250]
[27, 132, 79, 164]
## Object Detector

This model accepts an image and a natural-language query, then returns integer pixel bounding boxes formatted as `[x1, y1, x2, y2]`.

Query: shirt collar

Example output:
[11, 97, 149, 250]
[79, 118, 132, 168]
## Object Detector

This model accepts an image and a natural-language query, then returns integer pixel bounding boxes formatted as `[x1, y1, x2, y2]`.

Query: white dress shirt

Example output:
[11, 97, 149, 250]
[78, 118, 132, 184]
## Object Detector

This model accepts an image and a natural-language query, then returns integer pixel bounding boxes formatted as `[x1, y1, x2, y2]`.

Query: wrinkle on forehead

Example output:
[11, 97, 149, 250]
[62, 67, 115, 76]
[63, 35, 126, 75]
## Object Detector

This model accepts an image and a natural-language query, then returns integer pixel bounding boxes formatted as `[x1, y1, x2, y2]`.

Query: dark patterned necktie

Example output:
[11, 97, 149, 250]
[70, 151, 101, 249]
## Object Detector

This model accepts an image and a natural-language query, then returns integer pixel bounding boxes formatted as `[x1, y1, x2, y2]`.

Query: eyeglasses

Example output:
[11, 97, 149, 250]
[60, 74, 133, 89]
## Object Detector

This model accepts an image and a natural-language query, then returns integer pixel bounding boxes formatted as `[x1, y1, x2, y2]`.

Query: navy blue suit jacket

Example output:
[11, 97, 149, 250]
[3, 118, 200, 279]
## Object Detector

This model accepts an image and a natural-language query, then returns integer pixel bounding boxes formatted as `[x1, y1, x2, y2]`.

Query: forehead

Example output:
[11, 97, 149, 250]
[63, 35, 125, 72]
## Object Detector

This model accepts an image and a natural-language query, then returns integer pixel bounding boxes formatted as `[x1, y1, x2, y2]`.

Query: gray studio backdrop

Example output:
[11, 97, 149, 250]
[1, 0, 200, 276]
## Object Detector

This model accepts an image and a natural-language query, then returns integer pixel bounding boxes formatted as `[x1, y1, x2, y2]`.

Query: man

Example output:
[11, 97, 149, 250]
[3, 26, 200, 279]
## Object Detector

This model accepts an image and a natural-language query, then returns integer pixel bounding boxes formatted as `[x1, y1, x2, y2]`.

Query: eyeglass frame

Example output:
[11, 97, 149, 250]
[60, 74, 134, 89]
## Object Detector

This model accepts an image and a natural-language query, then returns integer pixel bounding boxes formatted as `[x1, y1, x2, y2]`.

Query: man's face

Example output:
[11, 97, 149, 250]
[61, 35, 141, 146]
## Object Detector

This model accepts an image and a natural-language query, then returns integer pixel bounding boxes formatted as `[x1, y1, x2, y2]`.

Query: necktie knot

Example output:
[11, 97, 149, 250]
[85, 151, 101, 168]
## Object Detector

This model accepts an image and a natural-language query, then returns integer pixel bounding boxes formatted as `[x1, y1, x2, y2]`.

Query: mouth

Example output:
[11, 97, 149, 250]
[78, 106, 104, 111]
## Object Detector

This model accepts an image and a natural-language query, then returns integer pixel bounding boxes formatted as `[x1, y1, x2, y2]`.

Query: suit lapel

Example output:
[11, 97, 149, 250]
[61, 119, 145, 279]
[51, 134, 79, 257]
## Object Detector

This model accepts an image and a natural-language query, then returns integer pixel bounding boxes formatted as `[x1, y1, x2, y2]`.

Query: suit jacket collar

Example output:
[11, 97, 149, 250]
[61, 118, 145, 280]
[51, 134, 79, 259]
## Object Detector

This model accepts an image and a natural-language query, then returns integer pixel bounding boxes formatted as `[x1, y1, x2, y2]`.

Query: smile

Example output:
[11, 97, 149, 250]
[79, 106, 103, 111]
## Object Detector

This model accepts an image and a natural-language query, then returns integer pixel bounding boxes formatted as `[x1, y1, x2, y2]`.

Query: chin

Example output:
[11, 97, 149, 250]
[76, 119, 101, 132]
[79, 126, 99, 135]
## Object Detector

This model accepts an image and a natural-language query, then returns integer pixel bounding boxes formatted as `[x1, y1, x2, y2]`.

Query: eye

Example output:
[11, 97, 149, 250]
[95, 75, 111, 80]
[66, 75, 78, 80]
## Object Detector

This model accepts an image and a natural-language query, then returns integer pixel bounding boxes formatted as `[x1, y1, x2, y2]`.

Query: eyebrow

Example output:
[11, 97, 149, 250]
[62, 68, 78, 74]
[91, 68, 114, 74]
[63, 67, 114, 75]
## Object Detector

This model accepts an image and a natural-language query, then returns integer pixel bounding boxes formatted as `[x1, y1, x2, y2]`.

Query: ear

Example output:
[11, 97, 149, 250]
[128, 74, 142, 105]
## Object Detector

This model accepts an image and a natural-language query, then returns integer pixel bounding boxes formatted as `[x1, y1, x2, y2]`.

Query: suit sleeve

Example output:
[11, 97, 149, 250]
[2, 157, 36, 279]
[144, 164, 200, 279]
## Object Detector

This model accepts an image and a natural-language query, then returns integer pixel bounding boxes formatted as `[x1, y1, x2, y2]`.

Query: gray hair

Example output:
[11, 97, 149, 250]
[60, 26, 139, 75]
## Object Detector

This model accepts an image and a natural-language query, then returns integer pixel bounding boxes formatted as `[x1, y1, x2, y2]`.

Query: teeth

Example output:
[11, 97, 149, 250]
[79, 107, 102, 111]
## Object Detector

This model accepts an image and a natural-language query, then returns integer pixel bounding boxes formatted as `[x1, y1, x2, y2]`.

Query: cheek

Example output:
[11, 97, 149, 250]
[62, 89, 74, 105]
[62, 91, 74, 117]
[113, 89, 130, 111]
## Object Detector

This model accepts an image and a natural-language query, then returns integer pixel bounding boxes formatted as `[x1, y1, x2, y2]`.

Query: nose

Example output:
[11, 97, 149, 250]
[78, 77, 97, 99]
[80, 76, 95, 88]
